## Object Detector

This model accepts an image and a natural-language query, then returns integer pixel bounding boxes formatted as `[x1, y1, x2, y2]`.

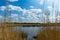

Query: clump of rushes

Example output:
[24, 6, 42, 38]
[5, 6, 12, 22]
[0, 31, 27, 40]
[33, 28, 60, 40]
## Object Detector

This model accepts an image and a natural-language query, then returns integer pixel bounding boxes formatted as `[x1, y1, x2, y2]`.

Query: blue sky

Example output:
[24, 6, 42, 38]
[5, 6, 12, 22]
[0, 0, 60, 23]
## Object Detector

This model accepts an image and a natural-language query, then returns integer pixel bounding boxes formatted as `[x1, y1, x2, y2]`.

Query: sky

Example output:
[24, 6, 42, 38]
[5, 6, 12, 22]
[0, 0, 60, 23]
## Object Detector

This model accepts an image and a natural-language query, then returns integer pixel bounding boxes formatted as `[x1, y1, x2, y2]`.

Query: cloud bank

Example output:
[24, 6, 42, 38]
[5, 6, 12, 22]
[0, 5, 43, 23]
[0, 4, 59, 23]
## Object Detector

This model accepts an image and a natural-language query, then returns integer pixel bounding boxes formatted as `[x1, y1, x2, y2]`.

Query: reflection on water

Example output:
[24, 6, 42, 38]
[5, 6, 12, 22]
[12, 27, 43, 40]
[12, 27, 60, 40]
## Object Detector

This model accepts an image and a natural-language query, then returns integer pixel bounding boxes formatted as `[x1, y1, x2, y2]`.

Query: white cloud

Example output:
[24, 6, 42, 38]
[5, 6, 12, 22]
[22, 9, 29, 15]
[49, 16, 55, 23]
[0, 6, 6, 11]
[30, 6, 34, 9]
[11, 14, 18, 17]
[0, 15, 3, 18]
[21, 8, 42, 23]
[30, 9, 42, 13]
[39, 0, 45, 5]
[47, 6, 52, 9]
[9, 14, 19, 22]
[20, 17, 25, 19]
[22, 8, 42, 15]
[0, 5, 22, 11]
[8, 0, 18, 2]
[0, 5, 42, 13]
[47, 0, 54, 2]
[47, 6, 53, 11]
[8, 5, 22, 11]
[22, 8, 42, 16]
[0, 5, 43, 23]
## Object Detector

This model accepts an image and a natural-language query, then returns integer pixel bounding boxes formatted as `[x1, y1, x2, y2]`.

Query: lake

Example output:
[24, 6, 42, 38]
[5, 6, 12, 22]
[11, 26, 60, 40]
